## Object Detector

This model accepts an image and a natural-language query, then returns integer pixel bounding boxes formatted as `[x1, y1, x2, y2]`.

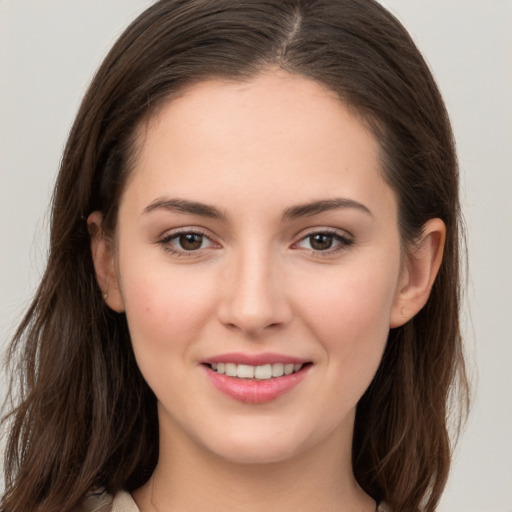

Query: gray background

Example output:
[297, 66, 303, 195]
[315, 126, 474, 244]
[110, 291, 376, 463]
[1, 1, 511, 510]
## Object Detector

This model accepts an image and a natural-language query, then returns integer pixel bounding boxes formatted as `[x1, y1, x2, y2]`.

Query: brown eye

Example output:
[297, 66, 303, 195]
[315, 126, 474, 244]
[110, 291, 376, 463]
[179, 233, 204, 250]
[159, 230, 219, 256]
[309, 233, 334, 251]
[294, 230, 353, 254]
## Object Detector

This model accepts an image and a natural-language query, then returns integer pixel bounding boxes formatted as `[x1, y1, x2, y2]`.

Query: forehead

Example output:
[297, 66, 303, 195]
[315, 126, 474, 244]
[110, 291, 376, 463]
[123, 70, 394, 218]
[145, 71, 374, 156]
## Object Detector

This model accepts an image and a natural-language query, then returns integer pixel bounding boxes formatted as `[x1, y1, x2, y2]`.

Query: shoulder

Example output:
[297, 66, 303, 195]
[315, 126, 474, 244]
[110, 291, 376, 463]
[78, 490, 387, 512]
[77, 489, 139, 512]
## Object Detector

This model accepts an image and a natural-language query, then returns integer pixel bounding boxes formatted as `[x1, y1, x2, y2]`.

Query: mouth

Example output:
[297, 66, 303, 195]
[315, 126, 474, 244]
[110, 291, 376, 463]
[202, 356, 312, 403]
[206, 362, 308, 380]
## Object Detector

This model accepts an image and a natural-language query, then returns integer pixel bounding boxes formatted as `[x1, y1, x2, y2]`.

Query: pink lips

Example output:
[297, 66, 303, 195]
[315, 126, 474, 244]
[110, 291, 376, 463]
[202, 352, 311, 404]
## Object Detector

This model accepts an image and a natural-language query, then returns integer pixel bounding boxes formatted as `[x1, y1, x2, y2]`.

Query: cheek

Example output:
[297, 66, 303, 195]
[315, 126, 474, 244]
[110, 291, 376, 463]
[117, 254, 217, 356]
[291, 259, 400, 377]
[298, 269, 397, 333]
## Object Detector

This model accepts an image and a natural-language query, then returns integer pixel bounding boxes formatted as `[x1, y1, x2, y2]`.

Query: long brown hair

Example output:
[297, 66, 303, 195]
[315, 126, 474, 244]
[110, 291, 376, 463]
[2, 1, 469, 511]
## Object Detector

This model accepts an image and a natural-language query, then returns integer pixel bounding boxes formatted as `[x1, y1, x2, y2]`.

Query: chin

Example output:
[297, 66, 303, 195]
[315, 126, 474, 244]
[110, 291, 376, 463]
[213, 440, 302, 465]
[197, 419, 322, 466]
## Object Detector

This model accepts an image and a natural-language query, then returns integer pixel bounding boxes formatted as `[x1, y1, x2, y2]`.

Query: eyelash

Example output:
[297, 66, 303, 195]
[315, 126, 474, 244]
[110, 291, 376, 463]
[292, 229, 354, 256]
[157, 228, 354, 257]
[158, 229, 219, 257]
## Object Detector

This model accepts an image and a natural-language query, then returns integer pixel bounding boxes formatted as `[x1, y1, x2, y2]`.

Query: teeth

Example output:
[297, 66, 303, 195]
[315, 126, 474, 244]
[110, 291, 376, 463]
[254, 364, 272, 380]
[211, 362, 304, 380]
[225, 363, 237, 377]
[237, 364, 255, 379]
[272, 363, 284, 377]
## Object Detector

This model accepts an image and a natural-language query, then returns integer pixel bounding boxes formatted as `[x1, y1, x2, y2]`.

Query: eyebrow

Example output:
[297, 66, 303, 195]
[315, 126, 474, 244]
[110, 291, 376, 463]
[282, 198, 373, 220]
[143, 198, 226, 219]
[142, 197, 372, 221]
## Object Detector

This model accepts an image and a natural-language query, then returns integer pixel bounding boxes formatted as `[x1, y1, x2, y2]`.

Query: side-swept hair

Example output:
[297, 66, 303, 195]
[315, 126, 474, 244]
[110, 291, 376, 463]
[2, 1, 468, 511]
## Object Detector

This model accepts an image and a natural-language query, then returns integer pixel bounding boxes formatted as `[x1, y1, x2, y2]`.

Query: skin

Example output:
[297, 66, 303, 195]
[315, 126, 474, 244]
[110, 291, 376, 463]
[90, 70, 445, 511]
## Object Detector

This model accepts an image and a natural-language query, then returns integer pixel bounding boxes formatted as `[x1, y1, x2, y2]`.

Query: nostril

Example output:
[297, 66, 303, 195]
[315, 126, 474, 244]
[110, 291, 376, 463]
[216, 286, 293, 334]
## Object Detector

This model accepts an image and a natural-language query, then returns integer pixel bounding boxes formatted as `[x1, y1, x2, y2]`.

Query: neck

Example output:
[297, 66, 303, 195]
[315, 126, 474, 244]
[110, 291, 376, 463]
[133, 413, 375, 512]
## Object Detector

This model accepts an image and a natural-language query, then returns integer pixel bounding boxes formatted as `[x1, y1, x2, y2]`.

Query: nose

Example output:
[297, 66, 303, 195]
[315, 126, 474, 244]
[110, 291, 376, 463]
[217, 246, 292, 337]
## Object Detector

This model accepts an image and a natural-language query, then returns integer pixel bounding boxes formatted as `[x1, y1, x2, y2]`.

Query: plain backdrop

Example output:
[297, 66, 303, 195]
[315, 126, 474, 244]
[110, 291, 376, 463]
[1, 1, 511, 510]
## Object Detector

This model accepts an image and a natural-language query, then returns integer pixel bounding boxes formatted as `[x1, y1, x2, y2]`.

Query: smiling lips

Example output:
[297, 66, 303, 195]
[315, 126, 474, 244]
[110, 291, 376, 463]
[203, 353, 311, 404]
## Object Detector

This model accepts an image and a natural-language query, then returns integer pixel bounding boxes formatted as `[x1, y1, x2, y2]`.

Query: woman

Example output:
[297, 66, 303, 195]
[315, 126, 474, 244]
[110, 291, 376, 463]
[1, 1, 469, 511]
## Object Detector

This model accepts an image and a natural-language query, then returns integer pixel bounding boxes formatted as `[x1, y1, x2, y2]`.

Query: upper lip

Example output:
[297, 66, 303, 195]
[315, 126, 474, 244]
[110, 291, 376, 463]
[202, 352, 310, 366]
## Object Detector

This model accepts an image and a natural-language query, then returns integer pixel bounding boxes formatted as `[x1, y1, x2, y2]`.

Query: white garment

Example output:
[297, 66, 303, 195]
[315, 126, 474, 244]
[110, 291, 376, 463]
[112, 491, 140, 512]
[82, 489, 391, 511]
[78, 490, 137, 512]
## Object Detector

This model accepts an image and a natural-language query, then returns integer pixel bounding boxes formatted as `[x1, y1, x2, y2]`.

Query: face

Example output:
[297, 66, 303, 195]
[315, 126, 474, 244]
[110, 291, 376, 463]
[92, 71, 430, 465]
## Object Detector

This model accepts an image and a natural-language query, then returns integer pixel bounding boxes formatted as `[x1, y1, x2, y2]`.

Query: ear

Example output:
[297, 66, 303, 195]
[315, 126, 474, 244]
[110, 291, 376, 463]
[390, 218, 446, 328]
[87, 211, 125, 313]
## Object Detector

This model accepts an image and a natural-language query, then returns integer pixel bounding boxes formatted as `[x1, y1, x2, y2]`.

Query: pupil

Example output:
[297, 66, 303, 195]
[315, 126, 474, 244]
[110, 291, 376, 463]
[179, 233, 203, 250]
[310, 233, 333, 250]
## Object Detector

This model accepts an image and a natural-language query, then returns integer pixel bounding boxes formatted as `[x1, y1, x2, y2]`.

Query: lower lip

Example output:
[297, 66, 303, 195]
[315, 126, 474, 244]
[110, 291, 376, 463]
[204, 365, 310, 404]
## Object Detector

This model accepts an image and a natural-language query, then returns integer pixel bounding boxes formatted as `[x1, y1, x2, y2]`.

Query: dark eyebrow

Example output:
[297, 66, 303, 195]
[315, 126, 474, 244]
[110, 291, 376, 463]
[143, 198, 226, 220]
[282, 198, 373, 220]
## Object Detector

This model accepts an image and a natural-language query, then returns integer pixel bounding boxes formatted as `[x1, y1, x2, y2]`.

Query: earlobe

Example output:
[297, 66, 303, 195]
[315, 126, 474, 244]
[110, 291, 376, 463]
[87, 211, 125, 313]
[390, 218, 446, 328]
